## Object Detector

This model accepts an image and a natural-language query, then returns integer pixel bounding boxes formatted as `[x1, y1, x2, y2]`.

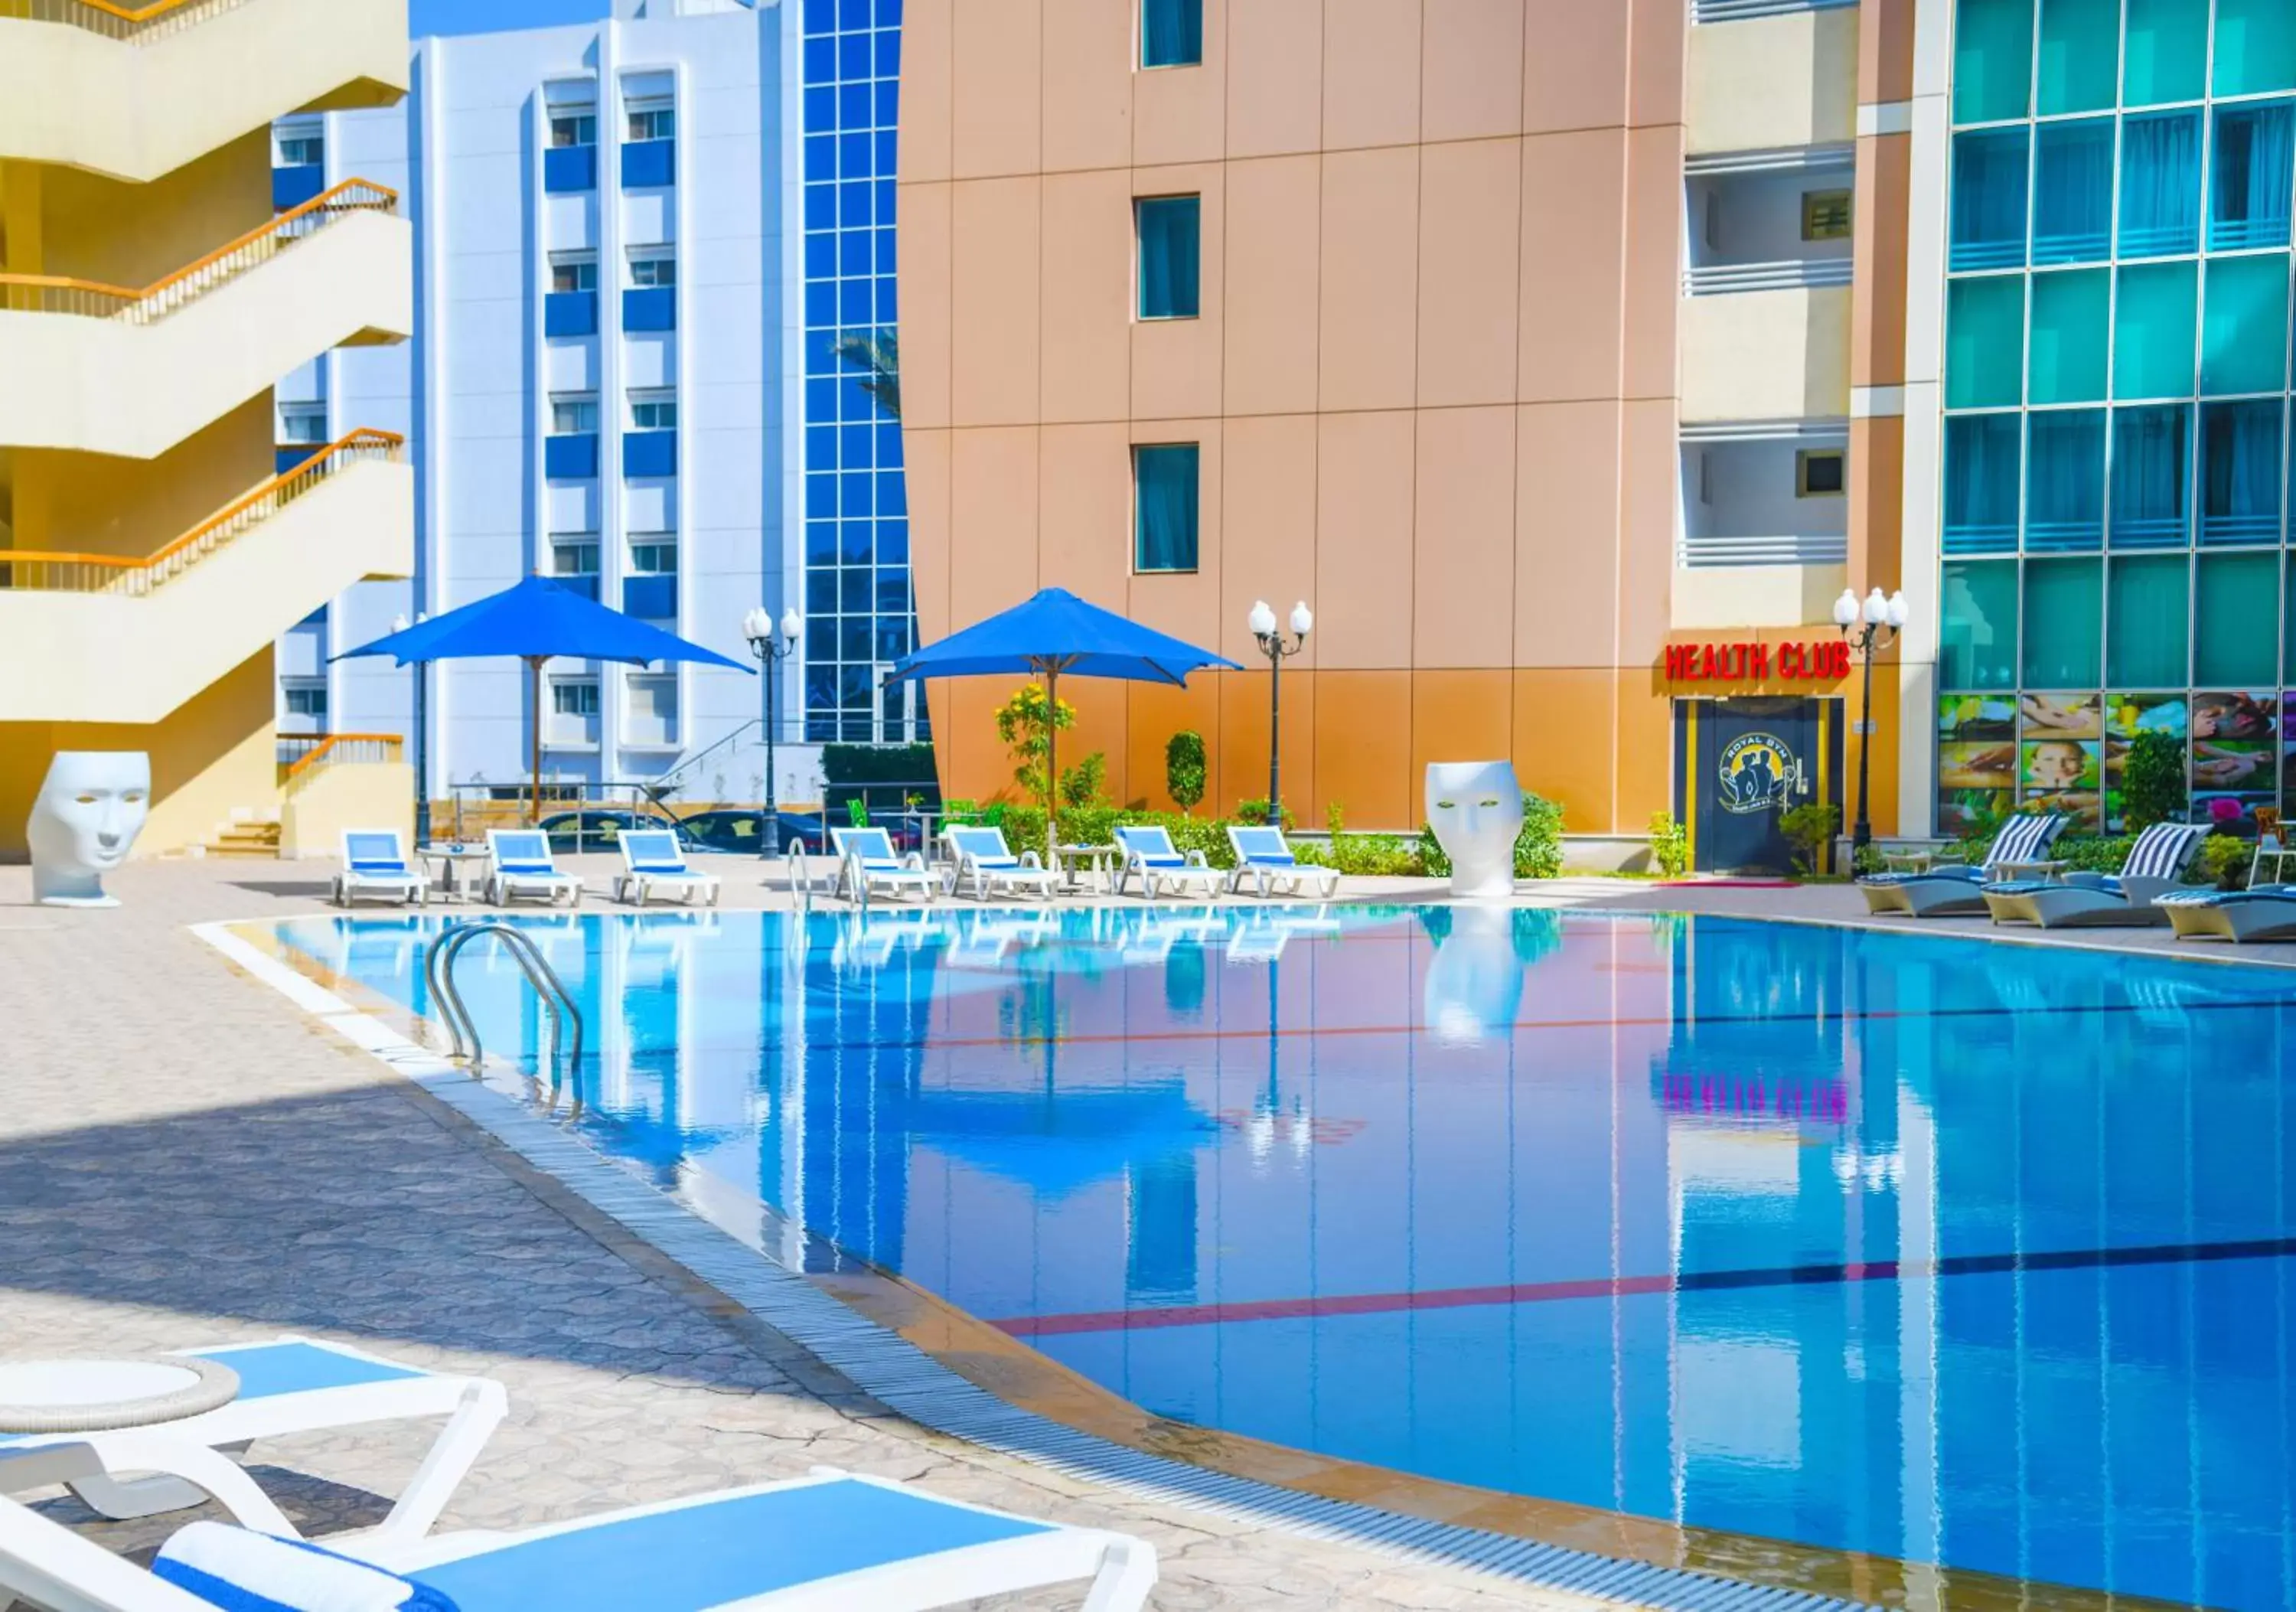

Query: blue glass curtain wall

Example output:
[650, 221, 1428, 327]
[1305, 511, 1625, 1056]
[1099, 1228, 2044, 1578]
[801, 0, 918, 745]
[1941, 0, 2296, 834]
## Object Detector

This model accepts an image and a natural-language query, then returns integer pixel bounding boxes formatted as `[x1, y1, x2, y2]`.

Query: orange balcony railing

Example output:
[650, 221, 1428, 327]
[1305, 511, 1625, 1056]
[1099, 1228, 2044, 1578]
[0, 179, 396, 323]
[279, 732, 404, 790]
[0, 0, 248, 43]
[0, 427, 403, 595]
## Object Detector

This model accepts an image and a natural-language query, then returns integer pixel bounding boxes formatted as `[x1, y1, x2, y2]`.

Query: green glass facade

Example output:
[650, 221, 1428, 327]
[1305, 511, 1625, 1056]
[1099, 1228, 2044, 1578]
[1942, 0, 2296, 837]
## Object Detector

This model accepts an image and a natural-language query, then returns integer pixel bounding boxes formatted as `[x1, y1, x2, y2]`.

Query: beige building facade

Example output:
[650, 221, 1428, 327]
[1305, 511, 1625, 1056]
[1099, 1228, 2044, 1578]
[898, 0, 1926, 857]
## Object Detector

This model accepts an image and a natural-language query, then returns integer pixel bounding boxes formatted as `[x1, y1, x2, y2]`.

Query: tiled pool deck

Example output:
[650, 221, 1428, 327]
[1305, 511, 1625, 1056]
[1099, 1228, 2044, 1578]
[2, 856, 2286, 1610]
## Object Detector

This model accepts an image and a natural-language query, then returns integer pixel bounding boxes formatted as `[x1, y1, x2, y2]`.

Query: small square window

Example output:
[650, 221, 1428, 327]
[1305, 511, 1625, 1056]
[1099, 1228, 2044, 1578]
[277, 403, 327, 445]
[1141, 0, 1203, 68]
[1134, 443, 1200, 573]
[550, 394, 599, 435]
[551, 537, 600, 576]
[550, 112, 597, 149]
[628, 391, 677, 431]
[1797, 449, 1847, 498]
[629, 537, 678, 573]
[282, 682, 328, 719]
[275, 129, 323, 168]
[550, 253, 598, 292]
[552, 679, 601, 717]
[1802, 189, 1853, 242]
[628, 105, 674, 143]
[628, 249, 676, 287]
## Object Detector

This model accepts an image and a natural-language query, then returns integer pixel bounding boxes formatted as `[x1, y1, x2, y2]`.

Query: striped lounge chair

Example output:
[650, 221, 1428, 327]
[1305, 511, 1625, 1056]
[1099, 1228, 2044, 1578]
[1857, 811, 2066, 917]
[1981, 821, 2203, 928]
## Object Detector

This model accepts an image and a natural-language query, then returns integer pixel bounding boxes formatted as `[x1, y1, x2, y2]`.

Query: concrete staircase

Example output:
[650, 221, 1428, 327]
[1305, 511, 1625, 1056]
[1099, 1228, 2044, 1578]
[205, 817, 282, 859]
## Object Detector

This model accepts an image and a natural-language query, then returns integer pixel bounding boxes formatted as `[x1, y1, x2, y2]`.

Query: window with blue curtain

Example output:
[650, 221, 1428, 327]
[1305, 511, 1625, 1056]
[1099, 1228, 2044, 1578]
[1134, 444, 1199, 573]
[2032, 118, 2115, 263]
[1944, 413, 2023, 553]
[1950, 128, 2031, 271]
[2026, 409, 2106, 550]
[2210, 101, 2295, 250]
[1141, 0, 1202, 67]
[2200, 399, 2284, 545]
[2118, 110, 2203, 258]
[1137, 196, 1201, 319]
[2110, 403, 2193, 548]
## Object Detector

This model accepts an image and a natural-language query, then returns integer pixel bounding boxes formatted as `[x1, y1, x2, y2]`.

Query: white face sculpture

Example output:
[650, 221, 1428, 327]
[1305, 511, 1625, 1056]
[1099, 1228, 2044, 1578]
[27, 752, 151, 906]
[1424, 760, 1524, 901]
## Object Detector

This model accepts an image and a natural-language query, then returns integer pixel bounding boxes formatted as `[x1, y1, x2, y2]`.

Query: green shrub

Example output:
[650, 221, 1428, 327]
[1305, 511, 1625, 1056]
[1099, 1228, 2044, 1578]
[1164, 730, 1206, 815]
[1779, 801, 1841, 876]
[1851, 842, 1887, 876]
[2053, 834, 2136, 874]
[1647, 810, 1688, 878]
[1059, 750, 1108, 810]
[1300, 834, 1425, 877]
[2121, 731, 2187, 830]
[1234, 797, 1296, 830]
[2200, 834, 2252, 892]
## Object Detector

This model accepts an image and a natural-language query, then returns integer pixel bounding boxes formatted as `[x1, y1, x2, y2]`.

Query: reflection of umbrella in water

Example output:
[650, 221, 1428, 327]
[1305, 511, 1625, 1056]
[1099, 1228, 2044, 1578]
[908, 1082, 1212, 1199]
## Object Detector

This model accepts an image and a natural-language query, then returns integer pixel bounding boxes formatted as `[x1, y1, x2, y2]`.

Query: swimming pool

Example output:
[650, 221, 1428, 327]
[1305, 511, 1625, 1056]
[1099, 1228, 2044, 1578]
[266, 904, 2296, 1608]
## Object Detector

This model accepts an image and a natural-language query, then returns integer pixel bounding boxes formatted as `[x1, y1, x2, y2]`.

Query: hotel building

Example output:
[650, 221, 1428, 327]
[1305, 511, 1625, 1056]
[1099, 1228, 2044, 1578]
[0, 0, 413, 858]
[901, 0, 2296, 868]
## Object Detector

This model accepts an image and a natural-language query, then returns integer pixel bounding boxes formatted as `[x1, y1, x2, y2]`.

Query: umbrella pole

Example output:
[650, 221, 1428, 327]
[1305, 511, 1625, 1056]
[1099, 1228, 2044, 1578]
[528, 656, 543, 827]
[1043, 665, 1058, 866]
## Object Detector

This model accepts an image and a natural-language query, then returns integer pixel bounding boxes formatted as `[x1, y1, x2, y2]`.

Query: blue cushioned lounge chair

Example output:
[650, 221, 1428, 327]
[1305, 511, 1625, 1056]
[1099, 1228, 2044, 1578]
[484, 829, 582, 908]
[943, 824, 1059, 900]
[0, 1336, 504, 1545]
[1857, 811, 2065, 916]
[332, 830, 427, 907]
[830, 825, 938, 903]
[2158, 883, 2296, 942]
[1225, 824, 1339, 899]
[0, 1467, 1156, 1612]
[614, 829, 721, 907]
[1113, 824, 1221, 899]
[1981, 821, 2203, 928]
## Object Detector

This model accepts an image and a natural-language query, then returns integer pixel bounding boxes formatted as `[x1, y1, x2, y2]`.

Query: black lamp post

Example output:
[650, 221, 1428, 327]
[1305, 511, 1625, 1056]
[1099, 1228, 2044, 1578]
[1831, 585, 1910, 858]
[742, 605, 802, 860]
[1248, 599, 1312, 826]
[393, 611, 432, 846]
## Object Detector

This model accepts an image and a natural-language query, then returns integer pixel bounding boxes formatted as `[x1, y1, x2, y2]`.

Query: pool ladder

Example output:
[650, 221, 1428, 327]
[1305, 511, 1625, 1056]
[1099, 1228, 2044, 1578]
[422, 921, 587, 1117]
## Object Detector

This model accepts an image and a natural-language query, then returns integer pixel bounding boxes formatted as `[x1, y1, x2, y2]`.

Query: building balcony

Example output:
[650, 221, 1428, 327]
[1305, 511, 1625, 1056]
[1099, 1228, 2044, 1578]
[621, 573, 675, 619]
[544, 144, 596, 194]
[1674, 426, 1850, 628]
[546, 432, 598, 478]
[1680, 284, 1852, 424]
[0, 183, 410, 461]
[1685, 2, 1857, 157]
[272, 162, 326, 212]
[621, 138, 673, 188]
[0, 431, 412, 725]
[622, 286, 673, 332]
[623, 429, 675, 478]
[1683, 150, 1855, 296]
[0, 0, 405, 184]
[545, 289, 598, 338]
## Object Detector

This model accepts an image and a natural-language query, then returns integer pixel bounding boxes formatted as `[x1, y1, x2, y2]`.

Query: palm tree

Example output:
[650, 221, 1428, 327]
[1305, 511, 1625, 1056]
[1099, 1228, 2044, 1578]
[830, 328, 900, 421]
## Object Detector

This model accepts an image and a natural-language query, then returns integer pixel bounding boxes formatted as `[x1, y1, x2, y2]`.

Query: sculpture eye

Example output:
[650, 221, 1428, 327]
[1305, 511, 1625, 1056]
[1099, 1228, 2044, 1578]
[74, 795, 98, 804]
[1436, 799, 1456, 809]
[123, 791, 148, 803]
[1478, 798, 1500, 807]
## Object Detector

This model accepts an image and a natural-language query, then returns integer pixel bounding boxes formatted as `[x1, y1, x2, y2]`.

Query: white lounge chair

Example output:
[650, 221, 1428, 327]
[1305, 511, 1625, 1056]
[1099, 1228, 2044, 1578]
[1981, 821, 2203, 928]
[331, 830, 426, 907]
[0, 1336, 504, 1546]
[484, 828, 583, 908]
[944, 824, 1060, 901]
[1857, 811, 2066, 916]
[2158, 883, 2296, 942]
[0, 1466, 1155, 1612]
[1113, 824, 1221, 899]
[1225, 824, 1340, 899]
[830, 826, 939, 903]
[613, 829, 721, 907]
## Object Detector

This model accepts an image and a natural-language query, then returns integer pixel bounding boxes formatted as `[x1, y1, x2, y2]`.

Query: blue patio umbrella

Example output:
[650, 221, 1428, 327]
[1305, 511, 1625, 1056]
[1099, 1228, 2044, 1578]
[884, 587, 1240, 853]
[334, 574, 752, 824]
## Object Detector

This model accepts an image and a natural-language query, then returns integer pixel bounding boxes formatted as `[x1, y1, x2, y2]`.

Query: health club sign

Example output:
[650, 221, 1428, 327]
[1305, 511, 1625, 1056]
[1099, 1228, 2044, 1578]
[1662, 638, 1851, 683]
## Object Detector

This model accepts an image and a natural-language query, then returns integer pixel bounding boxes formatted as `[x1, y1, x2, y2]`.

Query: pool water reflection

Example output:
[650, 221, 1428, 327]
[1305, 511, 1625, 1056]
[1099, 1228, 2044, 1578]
[272, 905, 2296, 1609]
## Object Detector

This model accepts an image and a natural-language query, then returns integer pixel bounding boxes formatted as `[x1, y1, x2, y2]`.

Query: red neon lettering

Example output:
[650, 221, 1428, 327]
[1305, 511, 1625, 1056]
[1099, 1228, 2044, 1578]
[1750, 642, 1772, 680]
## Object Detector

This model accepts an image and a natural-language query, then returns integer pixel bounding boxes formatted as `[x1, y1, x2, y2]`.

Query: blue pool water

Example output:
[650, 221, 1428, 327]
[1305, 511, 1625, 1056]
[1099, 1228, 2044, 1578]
[270, 905, 2296, 1607]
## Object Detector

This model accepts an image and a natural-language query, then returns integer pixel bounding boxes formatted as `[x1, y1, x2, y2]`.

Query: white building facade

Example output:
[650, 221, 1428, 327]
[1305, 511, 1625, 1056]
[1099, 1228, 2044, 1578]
[277, 0, 827, 811]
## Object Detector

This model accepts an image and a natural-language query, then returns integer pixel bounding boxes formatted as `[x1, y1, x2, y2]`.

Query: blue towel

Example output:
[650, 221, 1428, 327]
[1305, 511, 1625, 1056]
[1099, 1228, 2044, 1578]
[156, 1522, 458, 1612]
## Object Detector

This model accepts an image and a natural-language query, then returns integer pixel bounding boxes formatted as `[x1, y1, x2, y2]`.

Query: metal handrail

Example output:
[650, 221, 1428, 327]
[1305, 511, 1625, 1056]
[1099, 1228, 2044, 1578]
[422, 922, 587, 1118]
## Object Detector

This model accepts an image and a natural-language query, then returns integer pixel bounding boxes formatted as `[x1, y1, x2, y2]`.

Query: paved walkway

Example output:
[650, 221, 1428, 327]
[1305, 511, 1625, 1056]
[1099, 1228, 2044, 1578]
[2, 856, 2283, 1611]
[0, 857, 1620, 1610]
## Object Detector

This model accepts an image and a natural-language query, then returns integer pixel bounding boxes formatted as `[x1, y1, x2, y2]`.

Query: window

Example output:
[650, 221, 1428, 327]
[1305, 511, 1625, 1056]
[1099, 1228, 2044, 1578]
[2021, 556, 2102, 686]
[550, 112, 596, 148]
[1943, 414, 2021, 554]
[628, 250, 676, 288]
[628, 538, 677, 573]
[1140, 0, 1202, 68]
[552, 680, 600, 717]
[627, 105, 674, 142]
[2025, 409, 2106, 550]
[550, 394, 598, 435]
[550, 253, 598, 293]
[282, 682, 328, 719]
[2200, 399, 2283, 546]
[1952, 0, 2034, 124]
[2031, 117, 2114, 263]
[2116, 109, 2201, 258]
[624, 674, 678, 747]
[1949, 129, 2027, 269]
[1940, 560, 2019, 691]
[2123, 0, 2208, 106]
[551, 537, 600, 576]
[628, 392, 677, 430]
[1133, 444, 1199, 573]
[1945, 277, 2026, 410]
[2216, 0, 2296, 96]
[2209, 101, 2294, 251]
[2110, 403, 2193, 548]
[2202, 254, 2291, 396]
[1136, 195, 1200, 320]
[277, 403, 327, 444]
[2028, 269, 2109, 403]
[2113, 260, 2199, 400]
[275, 129, 322, 168]
[2037, 0, 2119, 114]
[2107, 554, 2190, 686]
[1795, 449, 1845, 497]
[1800, 190, 1852, 243]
